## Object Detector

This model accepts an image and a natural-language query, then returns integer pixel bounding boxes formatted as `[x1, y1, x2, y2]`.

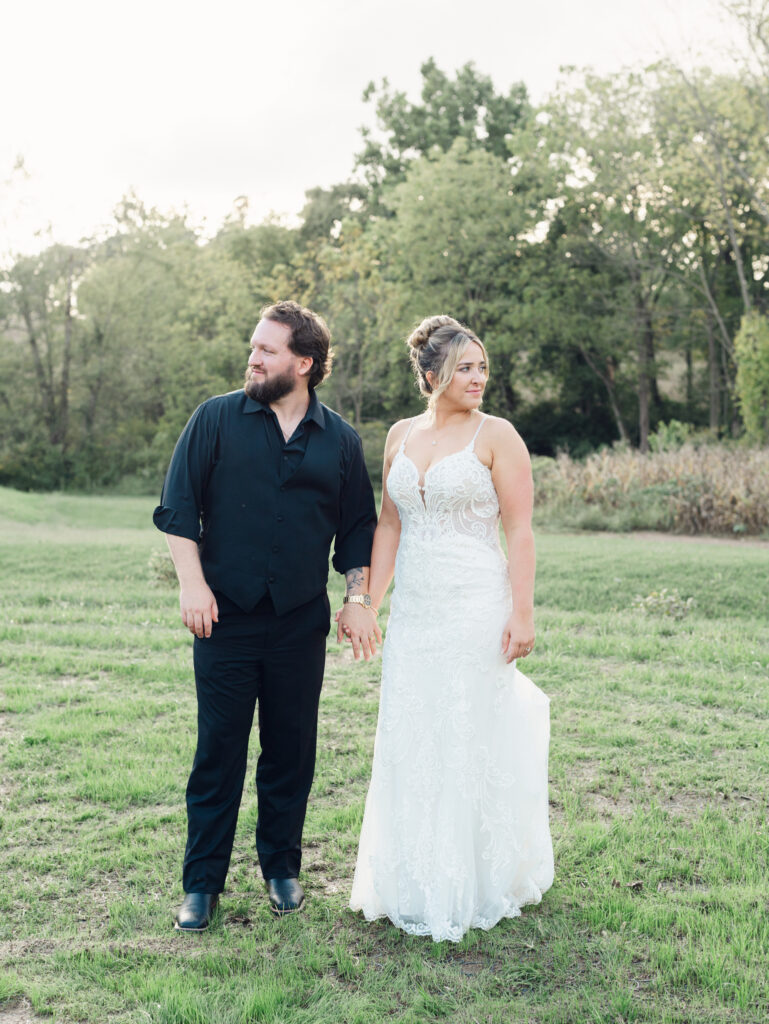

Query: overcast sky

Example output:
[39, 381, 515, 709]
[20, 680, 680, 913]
[1, 0, 740, 256]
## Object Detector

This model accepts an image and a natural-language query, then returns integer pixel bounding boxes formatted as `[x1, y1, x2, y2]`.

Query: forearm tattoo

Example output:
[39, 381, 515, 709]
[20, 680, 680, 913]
[345, 567, 365, 595]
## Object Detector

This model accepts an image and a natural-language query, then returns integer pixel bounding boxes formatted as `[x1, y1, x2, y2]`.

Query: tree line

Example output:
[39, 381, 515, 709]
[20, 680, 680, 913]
[2, 2, 768, 491]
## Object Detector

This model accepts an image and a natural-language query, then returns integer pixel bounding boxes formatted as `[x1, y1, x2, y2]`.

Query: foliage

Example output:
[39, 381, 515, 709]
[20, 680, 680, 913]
[632, 587, 696, 620]
[2, 19, 769, 491]
[735, 311, 769, 442]
[534, 442, 769, 535]
[357, 58, 530, 198]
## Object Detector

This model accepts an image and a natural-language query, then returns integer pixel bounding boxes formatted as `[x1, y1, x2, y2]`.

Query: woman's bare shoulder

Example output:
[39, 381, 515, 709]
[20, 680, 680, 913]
[481, 414, 526, 446]
[383, 417, 417, 460]
[386, 417, 416, 445]
[479, 414, 531, 466]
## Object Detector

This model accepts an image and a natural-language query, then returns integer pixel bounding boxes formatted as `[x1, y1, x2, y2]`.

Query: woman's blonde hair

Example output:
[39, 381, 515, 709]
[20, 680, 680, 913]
[406, 315, 489, 413]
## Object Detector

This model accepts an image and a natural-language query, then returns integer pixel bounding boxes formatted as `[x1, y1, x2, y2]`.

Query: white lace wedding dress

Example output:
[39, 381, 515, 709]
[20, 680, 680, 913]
[349, 417, 554, 942]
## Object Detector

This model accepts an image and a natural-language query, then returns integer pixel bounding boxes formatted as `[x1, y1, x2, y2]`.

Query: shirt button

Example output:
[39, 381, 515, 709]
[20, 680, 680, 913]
[277, 514, 284, 522]
[280, 485, 286, 492]
[268, 576, 276, 583]
[272, 545, 279, 553]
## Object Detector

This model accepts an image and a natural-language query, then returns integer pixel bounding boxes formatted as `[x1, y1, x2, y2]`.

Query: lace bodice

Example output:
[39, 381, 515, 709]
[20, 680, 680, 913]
[386, 416, 501, 549]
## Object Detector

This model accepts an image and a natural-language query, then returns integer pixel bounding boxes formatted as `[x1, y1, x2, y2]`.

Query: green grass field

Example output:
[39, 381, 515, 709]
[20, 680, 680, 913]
[1, 485, 767, 1024]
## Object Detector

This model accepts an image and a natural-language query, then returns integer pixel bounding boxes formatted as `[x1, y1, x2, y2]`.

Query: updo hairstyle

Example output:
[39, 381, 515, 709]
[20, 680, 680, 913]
[406, 315, 489, 412]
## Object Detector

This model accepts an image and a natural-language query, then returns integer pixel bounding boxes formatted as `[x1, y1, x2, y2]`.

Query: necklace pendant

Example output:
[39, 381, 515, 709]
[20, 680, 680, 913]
[431, 440, 437, 446]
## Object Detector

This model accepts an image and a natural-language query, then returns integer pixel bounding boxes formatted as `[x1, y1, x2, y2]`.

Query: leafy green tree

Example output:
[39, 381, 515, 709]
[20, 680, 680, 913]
[0, 243, 89, 488]
[267, 219, 404, 427]
[214, 199, 299, 304]
[358, 59, 530, 205]
[78, 202, 253, 486]
[542, 70, 696, 449]
[653, 63, 769, 432]
[384, 138, 535, 416]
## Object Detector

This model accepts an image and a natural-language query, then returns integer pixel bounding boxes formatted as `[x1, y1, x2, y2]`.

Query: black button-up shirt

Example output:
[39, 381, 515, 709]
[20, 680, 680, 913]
[153, 389, 376, 614]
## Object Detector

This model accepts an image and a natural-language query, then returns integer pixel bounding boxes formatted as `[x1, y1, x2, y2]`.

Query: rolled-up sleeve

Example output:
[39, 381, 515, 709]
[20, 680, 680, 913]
[152, 403, 215, 541]
[332, 431, 377, 574]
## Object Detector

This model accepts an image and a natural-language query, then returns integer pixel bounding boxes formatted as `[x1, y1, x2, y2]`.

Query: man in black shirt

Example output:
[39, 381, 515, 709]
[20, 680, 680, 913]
[154, 301, 379, 930]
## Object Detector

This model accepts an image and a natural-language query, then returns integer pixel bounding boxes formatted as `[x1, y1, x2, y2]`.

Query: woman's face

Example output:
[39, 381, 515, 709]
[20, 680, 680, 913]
[441, 340, 488, 411]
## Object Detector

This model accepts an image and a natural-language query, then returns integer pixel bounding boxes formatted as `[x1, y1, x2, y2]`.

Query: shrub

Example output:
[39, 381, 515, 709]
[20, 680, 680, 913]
[632, 588, 695, 620]
[533, 443, 769, 535]
[735, 312, 769, 445]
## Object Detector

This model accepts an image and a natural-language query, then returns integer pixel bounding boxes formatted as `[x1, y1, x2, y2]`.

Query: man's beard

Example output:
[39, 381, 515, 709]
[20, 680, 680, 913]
[244, 368, 296, 404]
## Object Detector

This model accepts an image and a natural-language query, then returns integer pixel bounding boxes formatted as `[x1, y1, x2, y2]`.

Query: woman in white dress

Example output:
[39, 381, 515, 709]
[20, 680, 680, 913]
[349, 315, 554, 943]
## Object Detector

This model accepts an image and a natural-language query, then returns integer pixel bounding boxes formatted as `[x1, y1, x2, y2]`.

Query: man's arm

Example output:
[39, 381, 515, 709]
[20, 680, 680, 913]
[153, 401, 219, 638]
[332, 428, 379, 661]
[165, 534, 219, 639]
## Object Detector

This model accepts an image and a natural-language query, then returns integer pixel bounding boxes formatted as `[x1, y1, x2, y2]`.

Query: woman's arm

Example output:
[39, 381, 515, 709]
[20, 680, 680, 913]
[367, 423, 405, 613]
[488, 418, 536, 664]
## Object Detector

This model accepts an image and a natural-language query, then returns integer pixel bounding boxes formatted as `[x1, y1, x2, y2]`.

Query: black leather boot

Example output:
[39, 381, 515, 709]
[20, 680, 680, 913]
[266, 878, 305, 916]
[174, 892, 219, 931]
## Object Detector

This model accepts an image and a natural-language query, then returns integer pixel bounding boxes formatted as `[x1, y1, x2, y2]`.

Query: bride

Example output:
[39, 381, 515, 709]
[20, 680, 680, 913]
[348, 315, 554, 942]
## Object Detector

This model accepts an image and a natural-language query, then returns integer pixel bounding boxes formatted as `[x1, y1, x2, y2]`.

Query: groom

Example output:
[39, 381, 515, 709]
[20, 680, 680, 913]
[154, 300, 380, 930]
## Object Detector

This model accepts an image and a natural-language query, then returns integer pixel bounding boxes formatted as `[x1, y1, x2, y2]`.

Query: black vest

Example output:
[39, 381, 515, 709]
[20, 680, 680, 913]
[198, 394, 347, 615]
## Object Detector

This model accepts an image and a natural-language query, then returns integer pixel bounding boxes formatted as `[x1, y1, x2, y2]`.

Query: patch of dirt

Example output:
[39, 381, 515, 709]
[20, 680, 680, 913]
[53, 676, 101, 689]
[0, 1001, 39, 1024]
[584, 792, 633, 819]
[661, 790, 720, 816]
[655, 878, 710, 893]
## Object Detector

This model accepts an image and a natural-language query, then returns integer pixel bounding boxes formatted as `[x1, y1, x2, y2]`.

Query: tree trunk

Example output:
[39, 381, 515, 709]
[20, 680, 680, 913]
[55, 253, 74, 449]
[716, 153, 752, 313]
[643, 307, 663, 414]
[578, 345, 630, 444]
[707, 317, 719, 430]
[685, 338, 694, 412]
[635, 296, 652, 452]
[20, 299, 59, 441]
[637, 331, 650, 453]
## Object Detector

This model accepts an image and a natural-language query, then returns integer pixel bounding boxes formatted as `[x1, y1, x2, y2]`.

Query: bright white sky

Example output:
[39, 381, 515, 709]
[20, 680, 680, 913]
[1, 0, 741, 256]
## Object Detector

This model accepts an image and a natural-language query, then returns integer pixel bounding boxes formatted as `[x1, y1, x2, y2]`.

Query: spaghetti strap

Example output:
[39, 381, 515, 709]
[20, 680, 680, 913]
[399, 417, 418, 453]
[468, 414, 487, 450]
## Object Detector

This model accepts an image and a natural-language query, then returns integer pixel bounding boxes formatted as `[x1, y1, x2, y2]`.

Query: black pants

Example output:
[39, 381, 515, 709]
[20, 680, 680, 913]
[183, 591, 329, 893]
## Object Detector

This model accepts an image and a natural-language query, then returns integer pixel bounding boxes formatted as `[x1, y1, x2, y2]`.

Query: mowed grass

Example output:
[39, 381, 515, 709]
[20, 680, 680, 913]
[1, 484, 767, 1024]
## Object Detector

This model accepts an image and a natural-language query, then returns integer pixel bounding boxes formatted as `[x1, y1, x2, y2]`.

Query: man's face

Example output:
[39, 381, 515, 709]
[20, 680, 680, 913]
[244, 319, 306, 404]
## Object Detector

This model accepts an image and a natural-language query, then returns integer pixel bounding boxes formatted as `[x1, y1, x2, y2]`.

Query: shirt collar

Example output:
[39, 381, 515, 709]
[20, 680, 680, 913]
[243, 388, 326, 429]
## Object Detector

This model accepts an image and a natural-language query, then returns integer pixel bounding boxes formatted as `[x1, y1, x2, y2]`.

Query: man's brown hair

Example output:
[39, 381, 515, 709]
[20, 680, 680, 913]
[261, 301, 333, 390]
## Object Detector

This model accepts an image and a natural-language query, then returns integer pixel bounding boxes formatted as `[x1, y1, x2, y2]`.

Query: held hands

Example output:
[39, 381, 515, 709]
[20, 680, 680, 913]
[501, 610, 535, 665]
[336, 604, 382, 661]
[180, 582, 219, 639]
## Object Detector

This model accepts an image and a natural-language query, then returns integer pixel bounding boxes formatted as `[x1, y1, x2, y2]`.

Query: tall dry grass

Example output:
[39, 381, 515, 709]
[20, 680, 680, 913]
[533, 443, 769, 535]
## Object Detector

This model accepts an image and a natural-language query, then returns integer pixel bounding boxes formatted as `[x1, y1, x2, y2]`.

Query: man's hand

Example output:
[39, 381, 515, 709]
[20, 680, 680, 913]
[180, 581, 219, 639]
[336, 603, 382, 661]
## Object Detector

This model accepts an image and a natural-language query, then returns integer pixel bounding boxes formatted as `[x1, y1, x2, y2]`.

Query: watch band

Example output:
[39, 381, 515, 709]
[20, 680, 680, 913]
[343, 594, 375, 612]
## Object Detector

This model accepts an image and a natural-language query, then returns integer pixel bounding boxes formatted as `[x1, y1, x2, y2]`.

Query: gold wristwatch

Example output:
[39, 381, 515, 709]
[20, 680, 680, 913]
[343, 594, 377, 614]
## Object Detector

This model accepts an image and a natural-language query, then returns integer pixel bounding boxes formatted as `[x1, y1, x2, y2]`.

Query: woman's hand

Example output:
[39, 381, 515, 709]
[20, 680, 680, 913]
[501, 610, 535, 664]
[336, 605, 382, 661]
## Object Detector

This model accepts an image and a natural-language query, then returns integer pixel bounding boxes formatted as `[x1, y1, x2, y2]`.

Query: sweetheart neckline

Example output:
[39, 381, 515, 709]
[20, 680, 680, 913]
[396, 448, 491, 490]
